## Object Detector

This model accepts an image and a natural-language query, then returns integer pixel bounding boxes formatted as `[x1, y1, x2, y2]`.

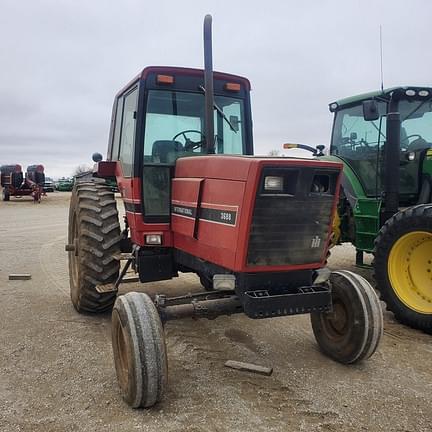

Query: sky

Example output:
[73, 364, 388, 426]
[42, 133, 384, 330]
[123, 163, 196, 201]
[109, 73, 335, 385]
[1, 0, 431, 178]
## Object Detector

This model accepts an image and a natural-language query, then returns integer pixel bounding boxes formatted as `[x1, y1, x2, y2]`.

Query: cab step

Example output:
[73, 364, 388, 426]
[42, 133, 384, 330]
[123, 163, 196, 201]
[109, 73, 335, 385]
[113, 253, 135, 261]
[95, 277, 140, 293]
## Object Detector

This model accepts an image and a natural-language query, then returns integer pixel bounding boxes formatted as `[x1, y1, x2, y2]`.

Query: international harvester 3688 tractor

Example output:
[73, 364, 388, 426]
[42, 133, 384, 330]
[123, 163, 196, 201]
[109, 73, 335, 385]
[67, 16, 383, 408]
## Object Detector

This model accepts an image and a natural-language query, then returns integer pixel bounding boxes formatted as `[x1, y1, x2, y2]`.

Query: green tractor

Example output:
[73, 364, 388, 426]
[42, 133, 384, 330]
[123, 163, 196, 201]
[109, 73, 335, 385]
[289, 86, 432, 332]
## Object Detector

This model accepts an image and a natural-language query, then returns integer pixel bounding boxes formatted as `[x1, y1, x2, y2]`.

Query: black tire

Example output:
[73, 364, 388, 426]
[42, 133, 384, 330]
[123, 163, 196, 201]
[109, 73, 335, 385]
[11, 172, 23, 189]
[112, 292, 168, 408]
[311, 270, 383, 364]
[374, 205, 432, 332]
[35, 171, 45, 186]
[2, 189, 10, 201]
[68, 181, 121, 313]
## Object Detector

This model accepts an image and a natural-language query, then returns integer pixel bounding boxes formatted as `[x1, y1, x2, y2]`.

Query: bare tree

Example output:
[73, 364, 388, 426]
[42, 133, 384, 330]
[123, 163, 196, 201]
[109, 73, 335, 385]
[73, 164, 92, 177]
[268, 149, 281, 157]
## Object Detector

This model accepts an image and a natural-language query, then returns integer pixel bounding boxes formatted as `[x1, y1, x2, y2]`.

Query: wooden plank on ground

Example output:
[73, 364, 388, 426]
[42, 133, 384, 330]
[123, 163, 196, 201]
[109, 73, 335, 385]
[224, 360, 273, 376]
[9, 274, 32, 281]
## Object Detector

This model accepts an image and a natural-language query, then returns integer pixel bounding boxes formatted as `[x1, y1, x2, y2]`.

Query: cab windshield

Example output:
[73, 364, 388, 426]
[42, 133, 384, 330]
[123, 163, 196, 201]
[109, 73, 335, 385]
[331, 99, 432, 198]
[142, 89, 246, 218]
[143, 90, 245, 164]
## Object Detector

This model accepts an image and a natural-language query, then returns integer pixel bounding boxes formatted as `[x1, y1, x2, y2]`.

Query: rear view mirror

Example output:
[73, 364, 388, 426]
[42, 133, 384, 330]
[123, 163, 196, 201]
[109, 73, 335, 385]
[229, 115, 240, 132]
[363, 100, 379, 121]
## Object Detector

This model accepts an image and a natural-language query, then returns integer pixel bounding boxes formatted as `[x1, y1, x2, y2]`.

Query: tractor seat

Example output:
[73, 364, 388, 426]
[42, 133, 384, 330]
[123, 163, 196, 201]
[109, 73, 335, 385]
[152, 140, 184, 164]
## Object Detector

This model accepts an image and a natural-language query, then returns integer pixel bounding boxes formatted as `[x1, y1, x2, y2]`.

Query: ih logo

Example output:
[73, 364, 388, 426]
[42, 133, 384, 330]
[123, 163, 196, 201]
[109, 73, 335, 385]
[311, 235, 321, 248]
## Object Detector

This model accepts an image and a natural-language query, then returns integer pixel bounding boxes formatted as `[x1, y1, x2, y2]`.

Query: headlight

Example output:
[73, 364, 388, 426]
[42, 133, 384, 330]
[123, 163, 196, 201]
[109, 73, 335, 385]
[405, 89, 416, 97]
[145, 234, 162, 245]
[419, 90, 429, 97]
[264, 176, 283, 191]
[406, 152, 416, 161]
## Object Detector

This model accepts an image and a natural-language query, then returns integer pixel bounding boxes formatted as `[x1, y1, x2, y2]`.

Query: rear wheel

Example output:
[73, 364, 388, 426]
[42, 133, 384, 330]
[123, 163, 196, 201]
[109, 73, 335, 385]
[311, 270, 383, 364]
[374, 205, 432, 332]
[2, 188, 10, 201]
[68, 181, 121, 313]
[112, 292, 168, 408]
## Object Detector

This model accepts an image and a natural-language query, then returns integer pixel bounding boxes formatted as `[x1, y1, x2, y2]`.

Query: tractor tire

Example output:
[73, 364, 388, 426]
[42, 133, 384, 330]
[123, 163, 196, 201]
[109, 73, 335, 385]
[2, 189, 10, 201]
[112, 292, 168, 408]
[68, 181, 121, 313]
[311, 270, 383, 364]
[374, 205, 432, 332]
[35, 171, 45, 186]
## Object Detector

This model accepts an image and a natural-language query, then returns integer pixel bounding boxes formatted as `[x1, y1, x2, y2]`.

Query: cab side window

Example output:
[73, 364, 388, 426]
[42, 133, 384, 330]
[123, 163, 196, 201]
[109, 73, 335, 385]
[119, 87, 138, 176]
[111, 97, 124, 160]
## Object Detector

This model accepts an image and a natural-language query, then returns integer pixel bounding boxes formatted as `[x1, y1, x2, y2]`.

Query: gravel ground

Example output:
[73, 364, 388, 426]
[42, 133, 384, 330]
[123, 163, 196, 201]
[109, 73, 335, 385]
[0, 192, 431, 432]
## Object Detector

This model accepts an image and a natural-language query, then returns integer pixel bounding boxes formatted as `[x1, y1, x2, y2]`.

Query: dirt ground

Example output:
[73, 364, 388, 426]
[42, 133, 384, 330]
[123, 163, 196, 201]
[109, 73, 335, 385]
[0, 192, 431, 432]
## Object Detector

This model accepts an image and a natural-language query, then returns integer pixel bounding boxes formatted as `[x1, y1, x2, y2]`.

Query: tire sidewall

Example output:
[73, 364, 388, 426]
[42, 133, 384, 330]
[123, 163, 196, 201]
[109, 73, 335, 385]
[311, 273, 368, 363]
[112, 302, 139, 406]
[68, 187, 81, 306]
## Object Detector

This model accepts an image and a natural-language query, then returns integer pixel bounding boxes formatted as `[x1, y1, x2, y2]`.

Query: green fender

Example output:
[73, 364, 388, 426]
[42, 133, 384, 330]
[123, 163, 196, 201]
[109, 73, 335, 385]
[321, 155, 381, 253]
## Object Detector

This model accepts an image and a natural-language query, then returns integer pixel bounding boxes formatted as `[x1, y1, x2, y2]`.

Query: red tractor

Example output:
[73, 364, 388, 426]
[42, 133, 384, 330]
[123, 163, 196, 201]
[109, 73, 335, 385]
[0, 164, 45, 203]
[67, 16, 383, 408]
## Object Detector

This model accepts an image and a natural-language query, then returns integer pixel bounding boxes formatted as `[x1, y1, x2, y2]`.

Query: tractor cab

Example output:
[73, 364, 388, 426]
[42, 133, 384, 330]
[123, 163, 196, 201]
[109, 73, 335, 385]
[106, 67, 253, 222]
[329, 87, 432, 206]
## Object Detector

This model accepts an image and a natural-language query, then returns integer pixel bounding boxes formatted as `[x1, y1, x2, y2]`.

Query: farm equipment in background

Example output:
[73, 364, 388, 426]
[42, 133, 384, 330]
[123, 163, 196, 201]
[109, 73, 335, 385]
[287, 86, 432, 333]
[43, 177, 55, 193]
[56, 177, 74, 191]
[0, 164, 45, 203]
[66, 15, 383, 408]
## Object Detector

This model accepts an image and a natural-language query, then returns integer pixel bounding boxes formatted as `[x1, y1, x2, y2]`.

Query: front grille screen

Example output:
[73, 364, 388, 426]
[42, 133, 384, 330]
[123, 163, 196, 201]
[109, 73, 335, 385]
[247, 167, 337, 267]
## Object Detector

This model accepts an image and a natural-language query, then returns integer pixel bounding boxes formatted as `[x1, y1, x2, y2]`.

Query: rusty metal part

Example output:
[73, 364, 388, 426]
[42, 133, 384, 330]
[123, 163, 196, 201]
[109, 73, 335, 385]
[156, 292, 242, 321]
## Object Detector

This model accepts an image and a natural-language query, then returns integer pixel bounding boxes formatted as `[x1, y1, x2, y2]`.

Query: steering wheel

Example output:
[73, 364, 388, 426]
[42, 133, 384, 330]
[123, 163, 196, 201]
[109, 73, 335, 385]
[400, 134, 423, 151]
[172, 130, 205, 151]
[401, 134, 422, 143]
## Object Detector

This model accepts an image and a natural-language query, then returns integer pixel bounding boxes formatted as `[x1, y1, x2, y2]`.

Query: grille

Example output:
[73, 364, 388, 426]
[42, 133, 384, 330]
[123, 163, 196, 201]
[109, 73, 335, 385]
[247, 167, 337, 267]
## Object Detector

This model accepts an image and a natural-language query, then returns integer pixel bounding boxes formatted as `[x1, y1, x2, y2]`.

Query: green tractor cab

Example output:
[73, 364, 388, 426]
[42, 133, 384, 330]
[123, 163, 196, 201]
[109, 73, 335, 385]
[326, 86, 432, 332]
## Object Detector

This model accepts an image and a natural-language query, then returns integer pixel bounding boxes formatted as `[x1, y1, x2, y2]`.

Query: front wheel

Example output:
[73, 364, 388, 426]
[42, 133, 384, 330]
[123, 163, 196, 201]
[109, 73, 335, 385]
[112, 292, 168, 408]
[311, 270, 383, 364]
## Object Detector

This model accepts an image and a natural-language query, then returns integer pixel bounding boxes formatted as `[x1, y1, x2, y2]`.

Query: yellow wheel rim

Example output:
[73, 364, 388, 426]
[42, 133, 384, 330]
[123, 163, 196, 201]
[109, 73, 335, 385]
[388, 231, 432, 314]
[330, 210, 341, 248]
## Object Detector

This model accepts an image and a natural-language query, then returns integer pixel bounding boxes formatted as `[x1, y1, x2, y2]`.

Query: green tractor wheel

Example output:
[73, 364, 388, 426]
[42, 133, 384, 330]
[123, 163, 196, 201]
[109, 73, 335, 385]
[374, 205, 432, 332]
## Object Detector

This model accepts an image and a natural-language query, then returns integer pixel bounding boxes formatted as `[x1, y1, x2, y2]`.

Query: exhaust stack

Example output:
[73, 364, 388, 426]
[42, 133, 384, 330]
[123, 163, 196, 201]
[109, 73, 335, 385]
[203, 14, 215, 154]
[383, 90, 401, 221]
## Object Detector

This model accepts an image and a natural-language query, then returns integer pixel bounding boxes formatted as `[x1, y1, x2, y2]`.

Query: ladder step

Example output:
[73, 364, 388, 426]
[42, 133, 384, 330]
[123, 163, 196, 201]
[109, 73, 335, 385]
[95, 283, 117, 293]
[113, 253, 135, 261]
[122, 277, 140, 284]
